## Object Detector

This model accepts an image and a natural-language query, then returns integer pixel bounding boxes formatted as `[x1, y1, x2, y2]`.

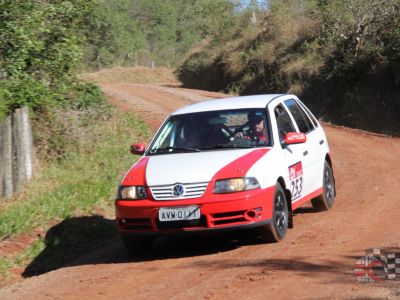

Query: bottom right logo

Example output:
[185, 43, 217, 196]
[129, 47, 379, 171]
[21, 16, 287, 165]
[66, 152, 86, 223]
[354, 248, 400, 283]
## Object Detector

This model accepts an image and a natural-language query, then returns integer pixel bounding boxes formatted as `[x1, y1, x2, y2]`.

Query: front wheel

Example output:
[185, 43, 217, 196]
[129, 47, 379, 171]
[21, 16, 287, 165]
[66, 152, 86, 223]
[311, 161, 336, 211]
[258, 183, 288, 243]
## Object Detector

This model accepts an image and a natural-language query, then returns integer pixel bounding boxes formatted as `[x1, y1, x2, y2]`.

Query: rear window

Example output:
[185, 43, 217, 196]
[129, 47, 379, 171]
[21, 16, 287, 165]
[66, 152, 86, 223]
[298, 100, 318, 128]
[284, 99, 314, 133]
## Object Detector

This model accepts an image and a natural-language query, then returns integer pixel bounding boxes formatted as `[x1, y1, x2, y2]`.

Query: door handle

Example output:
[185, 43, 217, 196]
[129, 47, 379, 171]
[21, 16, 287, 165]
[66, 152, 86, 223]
[303, 150, 308, 156]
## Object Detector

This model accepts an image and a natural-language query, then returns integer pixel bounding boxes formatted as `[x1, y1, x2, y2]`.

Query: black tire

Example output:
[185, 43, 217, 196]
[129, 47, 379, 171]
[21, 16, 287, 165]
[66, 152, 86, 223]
[311, 161, 335, 211]
[121, 235, 154, 255]
[258, 183, 288, 243]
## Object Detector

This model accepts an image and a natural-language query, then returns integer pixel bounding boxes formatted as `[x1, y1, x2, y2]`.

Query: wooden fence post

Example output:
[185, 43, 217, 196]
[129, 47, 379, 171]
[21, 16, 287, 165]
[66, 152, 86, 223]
[0, 106, 34, 199]
[0, 119, 3, 197]
[13, 107, 34, 193]
[21, 107, 33, 181]
[2, 116, 13, 198]
[13, 108, 22, 193]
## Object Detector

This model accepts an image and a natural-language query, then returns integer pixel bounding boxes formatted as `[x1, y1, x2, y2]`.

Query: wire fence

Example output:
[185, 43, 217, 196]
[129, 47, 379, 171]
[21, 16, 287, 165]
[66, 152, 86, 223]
[0, 107, 35, 199]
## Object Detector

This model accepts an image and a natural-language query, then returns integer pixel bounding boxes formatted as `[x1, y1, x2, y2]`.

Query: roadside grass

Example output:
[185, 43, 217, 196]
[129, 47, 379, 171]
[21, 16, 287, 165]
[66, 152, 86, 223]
[80, 66, 179, 85]
[0, 106, 151, 280]
[0, 257, 13, 278]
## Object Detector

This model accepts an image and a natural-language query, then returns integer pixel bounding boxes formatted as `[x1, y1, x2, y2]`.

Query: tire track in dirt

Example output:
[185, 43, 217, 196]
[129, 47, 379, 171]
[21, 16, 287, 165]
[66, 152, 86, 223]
[1, 84, 400, 299]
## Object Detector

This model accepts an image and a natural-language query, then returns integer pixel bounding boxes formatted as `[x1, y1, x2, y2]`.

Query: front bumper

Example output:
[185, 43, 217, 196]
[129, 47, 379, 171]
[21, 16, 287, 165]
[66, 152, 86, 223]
[115, 186, 275, 235]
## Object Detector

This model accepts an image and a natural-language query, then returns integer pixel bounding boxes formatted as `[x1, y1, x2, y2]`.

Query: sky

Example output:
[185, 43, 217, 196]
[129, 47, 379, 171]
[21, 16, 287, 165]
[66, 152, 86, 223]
[240, 0, 269, 9]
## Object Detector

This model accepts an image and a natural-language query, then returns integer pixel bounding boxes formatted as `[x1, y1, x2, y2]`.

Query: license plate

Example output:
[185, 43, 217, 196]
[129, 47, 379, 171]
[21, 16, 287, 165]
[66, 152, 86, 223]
[159, 206, 201, 222]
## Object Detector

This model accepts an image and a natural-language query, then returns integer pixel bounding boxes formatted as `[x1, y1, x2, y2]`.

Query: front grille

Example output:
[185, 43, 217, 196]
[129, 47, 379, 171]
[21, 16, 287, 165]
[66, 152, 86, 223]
[150, 182, 208, 200]
[210, 210, 247, 226]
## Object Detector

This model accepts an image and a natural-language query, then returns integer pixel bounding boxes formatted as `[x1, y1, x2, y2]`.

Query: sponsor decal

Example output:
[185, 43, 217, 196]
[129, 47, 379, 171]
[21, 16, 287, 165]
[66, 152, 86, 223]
[289, 161, 303, 200]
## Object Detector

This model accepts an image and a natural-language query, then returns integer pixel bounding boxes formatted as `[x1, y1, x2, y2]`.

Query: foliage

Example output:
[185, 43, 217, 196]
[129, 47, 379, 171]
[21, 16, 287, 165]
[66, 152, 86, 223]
[0, 0, 238, 119]
[83, 0, 238, 70]
[177, 0, 400, 135]
[82, 0, 146, 69]
[0, 0, 102, 121]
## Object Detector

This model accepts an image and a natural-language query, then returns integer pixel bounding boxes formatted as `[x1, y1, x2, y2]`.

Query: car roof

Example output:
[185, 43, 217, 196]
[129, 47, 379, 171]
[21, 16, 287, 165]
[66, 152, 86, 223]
[172, 94, 291, 115]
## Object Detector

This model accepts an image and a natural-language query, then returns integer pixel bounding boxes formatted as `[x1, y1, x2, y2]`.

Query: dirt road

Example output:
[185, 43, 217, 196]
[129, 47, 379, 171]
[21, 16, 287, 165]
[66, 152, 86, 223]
[1, 83, 400, 299]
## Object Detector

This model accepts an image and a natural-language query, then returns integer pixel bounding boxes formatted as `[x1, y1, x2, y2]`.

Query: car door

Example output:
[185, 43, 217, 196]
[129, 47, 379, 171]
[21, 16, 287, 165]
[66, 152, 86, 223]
[273, 103, 307, 202]
[283, 98, 321, 195]
[296, 98, 328, 192]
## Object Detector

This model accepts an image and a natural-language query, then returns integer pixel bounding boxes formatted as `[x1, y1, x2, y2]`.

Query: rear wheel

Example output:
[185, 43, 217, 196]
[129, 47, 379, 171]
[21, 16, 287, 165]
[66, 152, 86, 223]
[121, 235, 154, 255]
[258, 183, 288, 243]
[311, 161, 335, 211]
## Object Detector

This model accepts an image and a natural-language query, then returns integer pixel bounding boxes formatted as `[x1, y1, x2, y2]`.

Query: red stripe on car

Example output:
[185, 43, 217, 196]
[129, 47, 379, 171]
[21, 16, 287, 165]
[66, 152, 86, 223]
[121, 157, 149, 186]
[211, 148, 270, 180]
[292, 187, 323, 210]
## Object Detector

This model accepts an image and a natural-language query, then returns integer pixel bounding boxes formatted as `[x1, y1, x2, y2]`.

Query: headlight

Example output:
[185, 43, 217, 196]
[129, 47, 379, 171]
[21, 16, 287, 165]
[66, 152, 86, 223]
[213, 177, 260, 194]
[117, 186, 147, 200]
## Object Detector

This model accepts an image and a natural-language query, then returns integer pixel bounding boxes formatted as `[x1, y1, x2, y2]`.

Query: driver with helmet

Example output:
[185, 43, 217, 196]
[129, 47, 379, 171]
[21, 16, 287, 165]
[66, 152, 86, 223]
[234, 112, 267, 144]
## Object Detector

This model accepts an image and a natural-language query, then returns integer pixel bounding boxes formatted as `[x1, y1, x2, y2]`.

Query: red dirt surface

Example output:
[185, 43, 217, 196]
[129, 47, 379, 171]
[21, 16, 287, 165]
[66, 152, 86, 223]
[1, 83, 400, 299]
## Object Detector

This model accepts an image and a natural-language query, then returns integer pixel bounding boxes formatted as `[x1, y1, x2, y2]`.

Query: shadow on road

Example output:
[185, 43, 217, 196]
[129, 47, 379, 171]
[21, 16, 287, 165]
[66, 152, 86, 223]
[22, 216, 117, 277]
[22, 215, 400, 290]
[23, 210, 385, 282]
[293, 206, 319, 215]
[22, 215, 262, 278]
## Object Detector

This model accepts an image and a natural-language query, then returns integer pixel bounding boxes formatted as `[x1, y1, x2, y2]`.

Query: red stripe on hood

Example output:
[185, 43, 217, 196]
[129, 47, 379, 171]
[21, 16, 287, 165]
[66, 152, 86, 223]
[121, 157, 149, 186]
[211, 148, 269, 180]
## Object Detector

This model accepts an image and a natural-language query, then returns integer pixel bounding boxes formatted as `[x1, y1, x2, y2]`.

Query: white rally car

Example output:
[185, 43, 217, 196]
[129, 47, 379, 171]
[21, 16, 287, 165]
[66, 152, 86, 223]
[115, 94, 335, 253]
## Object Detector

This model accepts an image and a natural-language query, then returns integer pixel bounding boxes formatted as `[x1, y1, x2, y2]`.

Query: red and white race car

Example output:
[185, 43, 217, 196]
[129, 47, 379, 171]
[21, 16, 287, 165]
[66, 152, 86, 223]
[115, 94, 335, 253]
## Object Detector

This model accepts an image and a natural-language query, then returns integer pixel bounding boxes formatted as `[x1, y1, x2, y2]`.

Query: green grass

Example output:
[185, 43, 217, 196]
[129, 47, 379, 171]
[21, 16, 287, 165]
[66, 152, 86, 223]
[0, 257, 13, 278]
[0, 107, 151, 280]
[14, 238, 46, 267]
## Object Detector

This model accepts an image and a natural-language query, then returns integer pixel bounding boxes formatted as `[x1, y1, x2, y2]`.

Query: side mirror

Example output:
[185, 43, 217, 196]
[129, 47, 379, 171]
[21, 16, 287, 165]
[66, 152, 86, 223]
[283, 132, 306, 145]
[130, 143, 146, 155]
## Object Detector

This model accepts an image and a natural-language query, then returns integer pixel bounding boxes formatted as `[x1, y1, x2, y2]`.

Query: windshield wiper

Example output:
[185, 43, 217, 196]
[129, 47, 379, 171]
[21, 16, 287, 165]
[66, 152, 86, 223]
[200, 144, 253, 150]
[153, 146, 201, 153]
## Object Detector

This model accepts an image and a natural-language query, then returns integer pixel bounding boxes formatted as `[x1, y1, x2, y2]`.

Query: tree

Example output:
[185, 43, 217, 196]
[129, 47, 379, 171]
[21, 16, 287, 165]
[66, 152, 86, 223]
[0, 0, 100, 117]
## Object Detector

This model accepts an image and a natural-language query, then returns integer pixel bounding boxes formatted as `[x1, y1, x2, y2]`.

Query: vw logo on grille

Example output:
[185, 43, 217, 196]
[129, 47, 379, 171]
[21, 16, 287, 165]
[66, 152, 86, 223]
[172, 184, 185, 197]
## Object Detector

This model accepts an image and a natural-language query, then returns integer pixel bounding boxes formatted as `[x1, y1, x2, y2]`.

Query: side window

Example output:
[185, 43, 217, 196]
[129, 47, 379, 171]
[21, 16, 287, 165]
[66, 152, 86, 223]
[284, 99, 314, 133]
[274, 104, 295, 142]
[298, 100, 318, 128]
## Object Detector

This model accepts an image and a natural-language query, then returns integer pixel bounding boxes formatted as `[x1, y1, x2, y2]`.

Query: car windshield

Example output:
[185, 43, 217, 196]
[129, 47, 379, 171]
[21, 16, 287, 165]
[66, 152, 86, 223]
[147, 109, 271, 155]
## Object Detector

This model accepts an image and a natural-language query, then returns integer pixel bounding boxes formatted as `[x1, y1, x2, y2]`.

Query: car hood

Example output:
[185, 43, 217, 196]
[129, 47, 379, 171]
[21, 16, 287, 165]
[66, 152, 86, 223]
[144, 149, 268, 186]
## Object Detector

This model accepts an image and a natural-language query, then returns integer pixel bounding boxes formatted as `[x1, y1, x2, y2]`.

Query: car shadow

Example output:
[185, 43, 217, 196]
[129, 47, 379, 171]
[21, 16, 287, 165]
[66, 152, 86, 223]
[293, 207, 319, 215]
[22, 215, 262, 277]
[22, 216, 399, 288]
